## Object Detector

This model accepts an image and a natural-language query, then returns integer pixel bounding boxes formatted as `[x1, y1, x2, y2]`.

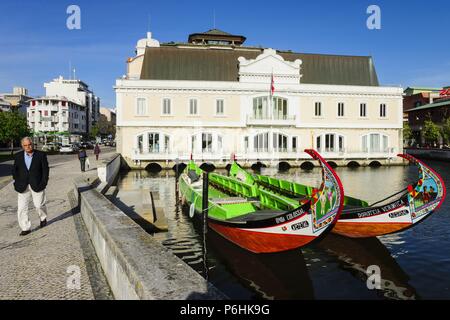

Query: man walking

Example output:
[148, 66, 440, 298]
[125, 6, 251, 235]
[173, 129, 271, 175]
[78, 147, 88, 172]
[12, 137, 49, 236]
[94, 143, 101, 161]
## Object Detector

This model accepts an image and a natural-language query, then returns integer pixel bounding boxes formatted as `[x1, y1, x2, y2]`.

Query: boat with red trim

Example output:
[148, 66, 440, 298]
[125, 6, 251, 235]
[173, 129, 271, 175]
[179, 149, 344, 253]
[238, 153, 446, 238]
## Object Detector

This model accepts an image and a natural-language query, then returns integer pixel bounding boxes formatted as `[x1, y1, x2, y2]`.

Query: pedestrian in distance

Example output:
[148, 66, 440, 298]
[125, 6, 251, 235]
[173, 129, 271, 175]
[78, 147, 88, 172]
[94, 143, 101, 161]
[12, 137, 49, 236]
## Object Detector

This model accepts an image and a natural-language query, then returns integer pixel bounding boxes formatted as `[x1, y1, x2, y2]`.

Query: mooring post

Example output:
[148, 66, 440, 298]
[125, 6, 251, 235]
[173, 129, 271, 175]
[202, 172, 209, 235]
[175, 158, 180, 203]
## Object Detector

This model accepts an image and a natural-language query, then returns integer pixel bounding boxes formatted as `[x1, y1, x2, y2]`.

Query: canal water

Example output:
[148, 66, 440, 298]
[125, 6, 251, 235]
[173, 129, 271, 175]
[116, 160, 450, 300]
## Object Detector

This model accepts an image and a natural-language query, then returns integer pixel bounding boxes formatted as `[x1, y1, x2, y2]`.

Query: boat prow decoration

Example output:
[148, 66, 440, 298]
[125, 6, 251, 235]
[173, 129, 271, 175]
[333, 153, 446, 238]
[179, 149, 344, 253]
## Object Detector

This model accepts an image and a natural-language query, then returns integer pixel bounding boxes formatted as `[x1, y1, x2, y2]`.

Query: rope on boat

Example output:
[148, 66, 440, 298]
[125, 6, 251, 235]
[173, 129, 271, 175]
[368, 188, 408, 207]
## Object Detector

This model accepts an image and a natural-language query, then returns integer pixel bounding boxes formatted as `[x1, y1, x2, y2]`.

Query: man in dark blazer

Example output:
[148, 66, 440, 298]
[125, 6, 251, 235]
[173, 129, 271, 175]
[12, 137, 49, 236]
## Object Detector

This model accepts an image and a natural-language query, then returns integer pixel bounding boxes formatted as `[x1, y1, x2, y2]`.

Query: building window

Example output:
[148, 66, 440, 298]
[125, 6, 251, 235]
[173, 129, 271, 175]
[244, 136, 249, 152]
[148, 133, 160, 153]
[254, 132, 269, 152]
[360, 103, 367, 117]
[316, 134, 345, 153]
[292, 136, 298, 152]
[202, 133, 213, 152]
[163, 98, 171, 115]
[380, 104, 387, 118]
[216, 99, 224, 115]
[338, 103, 345, 117]
[315, 102, 322, 117]
[191, 135, 197, 153]
[189, 99, 198, 115]
[137, 135, 144, 153]
[362, 134, 388, 153]
[252, 96, 288, 119]
[273, 133, 288, 152]
[136, 98, 146, 116]
[218, 136, 223, 151]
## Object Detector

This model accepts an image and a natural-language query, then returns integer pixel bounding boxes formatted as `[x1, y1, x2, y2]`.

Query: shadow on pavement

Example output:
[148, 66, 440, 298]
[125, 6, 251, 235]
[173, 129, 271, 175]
[0, 163, 13, 178]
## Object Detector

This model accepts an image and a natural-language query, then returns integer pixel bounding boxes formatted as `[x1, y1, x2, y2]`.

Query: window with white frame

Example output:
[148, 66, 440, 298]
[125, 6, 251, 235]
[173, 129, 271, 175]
[292, 136, 298, 152]
[360, 103, 367, 117]
[338, 103, 345, 117]
[162, 98, 171, 115]
[136, 98, 147, 116]
[191, 135, 197, 153]
[362, 133, 388, 153]
[273, 133, 288, 152]
[202, 133, 213, 152]
[316, 133, 345, 153]
[137, 135, 144, 152]
[189, 99, 198, 115]
[380, 104, 387, 118]
[216, 99, 224, 115]
[218, 136, 223, 151]
[244, 136, 249, 152]
[252, 96, 288, 119]
[315, 102, 322, 117]
[254, 132, 269, 152]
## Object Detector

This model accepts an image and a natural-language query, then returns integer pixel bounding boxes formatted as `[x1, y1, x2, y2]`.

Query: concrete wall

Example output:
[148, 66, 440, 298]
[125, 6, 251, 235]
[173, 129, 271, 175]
[73, 177, 226, 300]
[97, 153, 121, 191]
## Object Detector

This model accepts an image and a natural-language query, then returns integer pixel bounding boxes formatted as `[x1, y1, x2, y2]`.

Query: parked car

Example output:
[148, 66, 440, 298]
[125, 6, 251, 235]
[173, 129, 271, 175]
[41, 142, 59, 152]
[81, 141, 94, 149]
[59, 144, 78, 154]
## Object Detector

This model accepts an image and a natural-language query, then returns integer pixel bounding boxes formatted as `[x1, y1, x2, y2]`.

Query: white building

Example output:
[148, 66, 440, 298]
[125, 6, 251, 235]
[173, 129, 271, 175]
[0, 98, 11, 112]
[0, 87, 33, 113]
[115, 30, 404, 169]
[44, 76, 100, 133]
[28, 97, 87, 135]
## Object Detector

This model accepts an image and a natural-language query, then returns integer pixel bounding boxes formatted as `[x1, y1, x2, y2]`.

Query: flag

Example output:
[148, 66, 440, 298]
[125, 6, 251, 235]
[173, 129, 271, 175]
[270, 72, 275, 97]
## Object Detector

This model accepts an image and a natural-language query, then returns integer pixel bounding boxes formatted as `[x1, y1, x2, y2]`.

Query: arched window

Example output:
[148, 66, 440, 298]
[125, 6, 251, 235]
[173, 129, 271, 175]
[254, 132, 269, 152]
[273, 133, 288, 152]
[316, 133, 345, 153]
[136, 132, 170, 154]
[362, 133, 388, 153]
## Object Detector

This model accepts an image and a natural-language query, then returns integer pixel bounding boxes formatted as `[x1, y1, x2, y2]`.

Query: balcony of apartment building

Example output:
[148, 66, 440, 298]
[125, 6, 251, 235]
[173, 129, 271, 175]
[246, 96, 296, 126]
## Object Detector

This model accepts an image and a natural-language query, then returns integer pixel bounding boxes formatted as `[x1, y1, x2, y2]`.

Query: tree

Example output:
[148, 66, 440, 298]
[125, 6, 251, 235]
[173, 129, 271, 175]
[422, 120, 441, 145]
[403, 122, 413, 146]
[0, 111, 31, 155]
[90, 124, 100, 140]
[442, 117, 450, 145]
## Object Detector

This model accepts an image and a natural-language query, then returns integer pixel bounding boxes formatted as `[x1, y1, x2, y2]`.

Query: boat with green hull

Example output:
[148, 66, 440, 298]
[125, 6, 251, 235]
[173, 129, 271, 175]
[179, 149, 344, 253]
[228, 153, 446, 238]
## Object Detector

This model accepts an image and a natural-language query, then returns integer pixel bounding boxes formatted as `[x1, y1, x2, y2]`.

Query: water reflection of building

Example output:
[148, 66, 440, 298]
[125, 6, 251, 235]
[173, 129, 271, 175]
[115, 30, 404, 169]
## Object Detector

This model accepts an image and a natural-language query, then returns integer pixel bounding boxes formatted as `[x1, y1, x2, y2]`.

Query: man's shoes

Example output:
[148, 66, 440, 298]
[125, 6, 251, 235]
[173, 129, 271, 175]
[40, 219, 47, 228]
[19, 230, 31, 236]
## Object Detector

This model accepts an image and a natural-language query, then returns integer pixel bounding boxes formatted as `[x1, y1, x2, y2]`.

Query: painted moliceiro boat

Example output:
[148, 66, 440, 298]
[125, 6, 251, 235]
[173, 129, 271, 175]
[245, 153, 446, 238]
[179, 150, 344, 253]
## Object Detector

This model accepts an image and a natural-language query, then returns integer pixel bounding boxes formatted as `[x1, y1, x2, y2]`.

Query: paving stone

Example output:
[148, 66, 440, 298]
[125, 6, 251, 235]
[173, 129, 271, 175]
[0, 151, 115, 300]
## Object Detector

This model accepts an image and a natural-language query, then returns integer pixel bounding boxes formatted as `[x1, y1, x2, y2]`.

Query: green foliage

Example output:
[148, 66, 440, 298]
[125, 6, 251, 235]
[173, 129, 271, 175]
[442, 117, 450, 144]
[403, 122, 413, 141]
[423, 120, 441, 143]
[0, 111, 31, 151]
[90, 124, 100, 139]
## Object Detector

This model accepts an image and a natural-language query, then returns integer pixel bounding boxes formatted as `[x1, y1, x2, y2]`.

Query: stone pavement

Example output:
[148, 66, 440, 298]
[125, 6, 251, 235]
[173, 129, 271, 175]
[0, 149, 114, 300]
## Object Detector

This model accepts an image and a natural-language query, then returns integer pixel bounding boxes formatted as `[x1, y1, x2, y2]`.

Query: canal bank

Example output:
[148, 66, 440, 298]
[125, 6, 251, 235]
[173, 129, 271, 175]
[405, 147, 450, 162]
[115, 159, 450, 299]
[73, 153, 226, 300]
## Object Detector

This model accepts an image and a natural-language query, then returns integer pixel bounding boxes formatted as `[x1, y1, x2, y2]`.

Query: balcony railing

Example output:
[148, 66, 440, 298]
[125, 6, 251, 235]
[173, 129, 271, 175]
[247, 115, 296, 125]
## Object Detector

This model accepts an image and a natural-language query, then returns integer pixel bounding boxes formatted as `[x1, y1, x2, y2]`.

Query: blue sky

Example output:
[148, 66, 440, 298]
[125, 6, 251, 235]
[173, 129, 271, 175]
[1, 0, 449, 107]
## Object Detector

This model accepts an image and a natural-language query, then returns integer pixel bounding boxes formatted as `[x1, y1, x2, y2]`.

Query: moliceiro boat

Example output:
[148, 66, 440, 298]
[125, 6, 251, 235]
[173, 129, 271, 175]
[236, 153, 446, 238]
[179, 150, 344, 254]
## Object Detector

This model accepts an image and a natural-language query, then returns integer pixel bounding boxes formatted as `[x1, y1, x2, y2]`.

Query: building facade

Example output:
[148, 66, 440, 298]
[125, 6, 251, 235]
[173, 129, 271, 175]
[44, 76, 100, 133]
[115, 30, 404, 169]
[406, 87, 450, 145]
[0, 98, 11, 112]
[28, 97, 87, 136]
[0, 87, 33, 113]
